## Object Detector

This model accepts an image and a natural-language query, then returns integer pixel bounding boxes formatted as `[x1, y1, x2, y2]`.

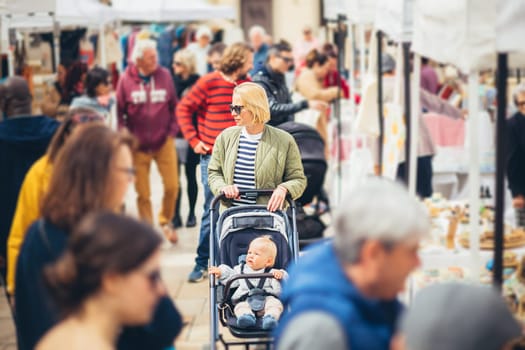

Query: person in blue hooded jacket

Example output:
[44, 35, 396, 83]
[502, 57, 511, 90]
[0, 76, 59, 271]
[274, 178, 430, 350]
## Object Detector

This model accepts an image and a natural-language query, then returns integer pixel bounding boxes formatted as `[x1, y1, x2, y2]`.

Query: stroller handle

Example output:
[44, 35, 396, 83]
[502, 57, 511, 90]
[210, 188, 296, 210]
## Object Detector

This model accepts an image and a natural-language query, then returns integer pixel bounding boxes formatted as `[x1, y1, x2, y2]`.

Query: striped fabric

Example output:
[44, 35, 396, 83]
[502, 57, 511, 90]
[232, 130, 262, 206]
[176, 70, 250, 153]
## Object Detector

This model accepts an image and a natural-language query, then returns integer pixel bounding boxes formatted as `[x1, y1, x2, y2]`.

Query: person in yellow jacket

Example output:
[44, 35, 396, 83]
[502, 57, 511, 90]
[6, 108, 104, 295]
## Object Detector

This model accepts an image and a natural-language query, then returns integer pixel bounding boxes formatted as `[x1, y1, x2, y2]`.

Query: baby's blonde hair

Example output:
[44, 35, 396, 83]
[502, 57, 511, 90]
[250, 235, 277, 265]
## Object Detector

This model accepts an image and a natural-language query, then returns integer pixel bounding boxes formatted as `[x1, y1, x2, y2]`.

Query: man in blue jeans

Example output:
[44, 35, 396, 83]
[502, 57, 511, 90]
[176, 43, 253, 282]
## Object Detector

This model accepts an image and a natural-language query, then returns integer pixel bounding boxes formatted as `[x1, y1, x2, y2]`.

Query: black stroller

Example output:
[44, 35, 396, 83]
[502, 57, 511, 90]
[277, 121, 328, 247]
[209, 189, 299, 350]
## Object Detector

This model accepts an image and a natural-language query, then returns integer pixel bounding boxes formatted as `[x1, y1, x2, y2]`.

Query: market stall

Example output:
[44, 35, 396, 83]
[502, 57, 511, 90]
[5, 0, 115, 29]
[2, 0, 118, 114]
[3, 0, 116, 72]
[322, 0, 378, 205]
[411, 0, 525, 299]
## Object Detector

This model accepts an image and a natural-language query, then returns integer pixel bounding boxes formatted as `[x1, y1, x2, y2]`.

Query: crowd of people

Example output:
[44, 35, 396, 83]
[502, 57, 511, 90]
[0, 21, 523, 350]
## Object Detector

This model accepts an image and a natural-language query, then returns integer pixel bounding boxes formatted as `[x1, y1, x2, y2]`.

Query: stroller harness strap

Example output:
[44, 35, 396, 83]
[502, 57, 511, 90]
[238, 263, 276, 312]
[241, 263, 271, 290]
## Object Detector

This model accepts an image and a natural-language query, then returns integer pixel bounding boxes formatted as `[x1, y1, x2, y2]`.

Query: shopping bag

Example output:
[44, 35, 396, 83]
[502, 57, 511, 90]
[354, 76, 380, 136]
[346, 135, 375, 191]
[291, 91, 321, 128]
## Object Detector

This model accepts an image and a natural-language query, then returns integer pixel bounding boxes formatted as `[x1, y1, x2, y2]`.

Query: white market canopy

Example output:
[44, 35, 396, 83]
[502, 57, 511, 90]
[112, 0, 236, 22]
[374, 0, 414, 43]
[323, 0, 377, 24]
[4, 0, 116, 30]
[411, 0, 525, 72]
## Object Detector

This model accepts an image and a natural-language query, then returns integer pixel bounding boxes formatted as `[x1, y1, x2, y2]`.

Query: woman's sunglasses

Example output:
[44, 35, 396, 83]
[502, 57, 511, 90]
[229, 104, 244, 114]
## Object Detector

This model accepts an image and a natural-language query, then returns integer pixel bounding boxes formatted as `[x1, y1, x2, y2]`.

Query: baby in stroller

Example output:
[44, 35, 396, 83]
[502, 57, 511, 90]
[209, 235, 288, 330]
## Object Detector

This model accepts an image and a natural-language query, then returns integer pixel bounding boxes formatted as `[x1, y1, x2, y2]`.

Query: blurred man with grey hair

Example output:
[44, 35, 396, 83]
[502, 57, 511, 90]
[275, 178, 430, 350]
[116, 39, 180, 243]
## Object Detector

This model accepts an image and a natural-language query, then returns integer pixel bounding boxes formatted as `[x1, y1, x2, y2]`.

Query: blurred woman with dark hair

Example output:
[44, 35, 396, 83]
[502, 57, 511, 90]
[14, 124, 182, 350]
[295, 49, 340, 102]
[70, 67, 115, 123]
[321, 43, 356, 101]
[37, 212, 165, 350]
[41, 60, 71, 119]
[294, 49, 341, 154]
[62, 61, 88, 106]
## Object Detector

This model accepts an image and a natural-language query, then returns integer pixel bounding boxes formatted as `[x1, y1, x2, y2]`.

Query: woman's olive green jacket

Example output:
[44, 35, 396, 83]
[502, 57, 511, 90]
[208, 125, 307, 206]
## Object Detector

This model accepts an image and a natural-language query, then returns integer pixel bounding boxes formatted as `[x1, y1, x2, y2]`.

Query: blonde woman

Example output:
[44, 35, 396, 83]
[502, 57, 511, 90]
[208, 82, 306, 211]
[171, 49, 200, 228]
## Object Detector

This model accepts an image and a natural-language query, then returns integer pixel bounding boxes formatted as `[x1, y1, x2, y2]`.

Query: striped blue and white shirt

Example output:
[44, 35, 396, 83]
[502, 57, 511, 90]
[233, 128, 262, 206]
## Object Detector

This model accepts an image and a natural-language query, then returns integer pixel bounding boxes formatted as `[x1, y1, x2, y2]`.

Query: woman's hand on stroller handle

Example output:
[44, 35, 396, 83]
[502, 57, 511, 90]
[267, 185, 287, 212]
[221, 185, 240, 199]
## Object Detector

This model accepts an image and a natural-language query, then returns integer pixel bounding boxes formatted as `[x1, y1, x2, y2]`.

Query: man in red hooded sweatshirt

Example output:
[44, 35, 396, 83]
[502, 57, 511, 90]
[117, 38, 179, 243]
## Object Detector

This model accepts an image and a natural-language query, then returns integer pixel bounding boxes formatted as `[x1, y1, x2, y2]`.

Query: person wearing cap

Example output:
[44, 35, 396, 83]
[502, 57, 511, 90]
[0, 76, 59, 275]
[187, 25, 212, 76]
[393, 283, 521, 350]
[275, 178, 429, 350]
[380, 53, 464, 198]
[248, 25, 269, 76]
